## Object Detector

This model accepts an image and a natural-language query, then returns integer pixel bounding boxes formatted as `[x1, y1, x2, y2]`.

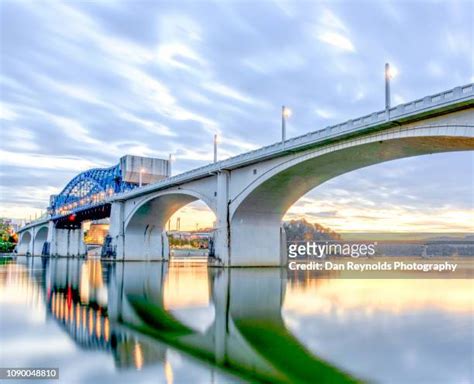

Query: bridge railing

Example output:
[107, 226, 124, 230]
[17, 213, 50, 232]
[112, 83, 473, 200]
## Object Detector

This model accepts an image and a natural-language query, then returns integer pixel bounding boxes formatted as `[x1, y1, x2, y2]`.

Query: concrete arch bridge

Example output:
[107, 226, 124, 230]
[17, 84, 474, 266]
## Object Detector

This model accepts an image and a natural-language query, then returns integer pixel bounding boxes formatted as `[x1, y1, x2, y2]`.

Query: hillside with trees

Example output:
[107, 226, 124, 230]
[0, 219, 18, 253]
[283, 219, 340, 242]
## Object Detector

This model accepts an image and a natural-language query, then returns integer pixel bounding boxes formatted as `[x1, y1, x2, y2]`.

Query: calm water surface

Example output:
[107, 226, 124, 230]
[0, 256, 472, 383]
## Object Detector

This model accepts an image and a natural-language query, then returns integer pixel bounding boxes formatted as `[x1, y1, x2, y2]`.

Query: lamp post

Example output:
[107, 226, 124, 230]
[139, 168, 144, 187]
[213, 134, 220, 163]
[385, 63, 391, 110]
[168, 153, 175, 176]
[282, 106, 292, 142]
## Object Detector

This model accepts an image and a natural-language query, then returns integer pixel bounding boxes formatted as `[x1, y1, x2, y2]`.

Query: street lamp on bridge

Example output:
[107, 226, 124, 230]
[139, 168, 145, 187]
[168, 153, 175, 176]
[214, 134, 221, 163]
[385, 62, 398, 111]
[282, 105, 292, 142]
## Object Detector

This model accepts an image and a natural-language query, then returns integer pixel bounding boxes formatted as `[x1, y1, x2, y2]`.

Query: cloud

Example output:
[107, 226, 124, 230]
[242, 50, 306, 75]
[157, 42, 206, 72]
[0, 103, 18, 121]
[203, 81, 270, 110]
[2, 127, 39, 151]
[314, 107, 334, 119]
[317, 31, 356, 52]
[0, 150, 101, 171]
[319, 9, 348, 32]
[314, 8, 355, 53]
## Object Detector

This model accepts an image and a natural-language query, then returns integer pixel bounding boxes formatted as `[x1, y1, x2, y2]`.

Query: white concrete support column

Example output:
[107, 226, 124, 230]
[72, 226, 86, 256]
[230, 213, 282, 266]
[30, 227, 36, 256]
[79, 224, 87, 256]
[214, 171, 230, 265]
[55, 228, 69, 256]
[109, 201, 125, 259]
[52, 227, 82, 257]
[161, 230, 169, 260]
[68, 229, 78, 256]
[55, 227, 84, 257]
[47, 221, 57, 256]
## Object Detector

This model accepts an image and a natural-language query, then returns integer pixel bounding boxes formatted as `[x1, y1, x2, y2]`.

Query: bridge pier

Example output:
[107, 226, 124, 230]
[109, 202, 125, 258]
[47, 221, 57, 255]
[229, 214, 285, 267]
[214, 171, 231, 265]
[213, 171, 287, 267]
[52, 225, 85, 257]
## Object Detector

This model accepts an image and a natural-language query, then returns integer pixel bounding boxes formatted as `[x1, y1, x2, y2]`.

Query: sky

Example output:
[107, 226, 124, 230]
[0, 0, 473, 232]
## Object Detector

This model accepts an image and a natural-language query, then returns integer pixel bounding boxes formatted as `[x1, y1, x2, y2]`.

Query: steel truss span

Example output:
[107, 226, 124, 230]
[49, 164, 136, 219]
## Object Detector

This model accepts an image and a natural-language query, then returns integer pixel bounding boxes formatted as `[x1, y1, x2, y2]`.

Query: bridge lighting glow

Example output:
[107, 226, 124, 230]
[139, 168, 145, 187]
[282, 106, 292, 118]
[386, 64, 398, 79]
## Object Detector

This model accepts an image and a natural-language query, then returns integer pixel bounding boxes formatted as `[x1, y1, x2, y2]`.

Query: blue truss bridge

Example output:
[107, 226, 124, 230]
[48, 155, 170, 228]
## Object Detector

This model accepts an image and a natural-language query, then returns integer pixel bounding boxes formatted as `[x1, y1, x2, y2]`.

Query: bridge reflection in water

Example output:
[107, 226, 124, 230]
[9, 257, 358, 383]
[3, 257, 472, 383]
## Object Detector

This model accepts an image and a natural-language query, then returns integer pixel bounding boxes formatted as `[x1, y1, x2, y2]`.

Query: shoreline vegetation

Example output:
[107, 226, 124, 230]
[0, 219, 17, 254]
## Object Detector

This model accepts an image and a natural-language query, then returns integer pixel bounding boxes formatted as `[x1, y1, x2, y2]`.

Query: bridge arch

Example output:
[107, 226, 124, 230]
[229, 123, 474, 265]
[124, 189, 216, 260]
[33, 226, 49, 256]
[17, 231, 32, 255]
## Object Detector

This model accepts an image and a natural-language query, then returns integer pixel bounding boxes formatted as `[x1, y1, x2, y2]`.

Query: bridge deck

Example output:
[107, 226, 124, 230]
[113, 83, 474, 201]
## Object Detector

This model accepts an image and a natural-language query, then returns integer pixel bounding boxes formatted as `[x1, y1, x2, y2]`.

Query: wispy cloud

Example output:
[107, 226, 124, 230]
[314, 107, 334, 119]
[317, 31, 356, 52]
[315, 8, 355, 52]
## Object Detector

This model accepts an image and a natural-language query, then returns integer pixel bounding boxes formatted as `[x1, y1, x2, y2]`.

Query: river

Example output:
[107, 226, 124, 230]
[0, 256, 472, 383]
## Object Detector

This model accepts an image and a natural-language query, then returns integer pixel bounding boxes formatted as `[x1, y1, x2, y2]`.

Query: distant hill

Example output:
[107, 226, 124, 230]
[283, 219, 340, 242]
[426, 234, 474, 242]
